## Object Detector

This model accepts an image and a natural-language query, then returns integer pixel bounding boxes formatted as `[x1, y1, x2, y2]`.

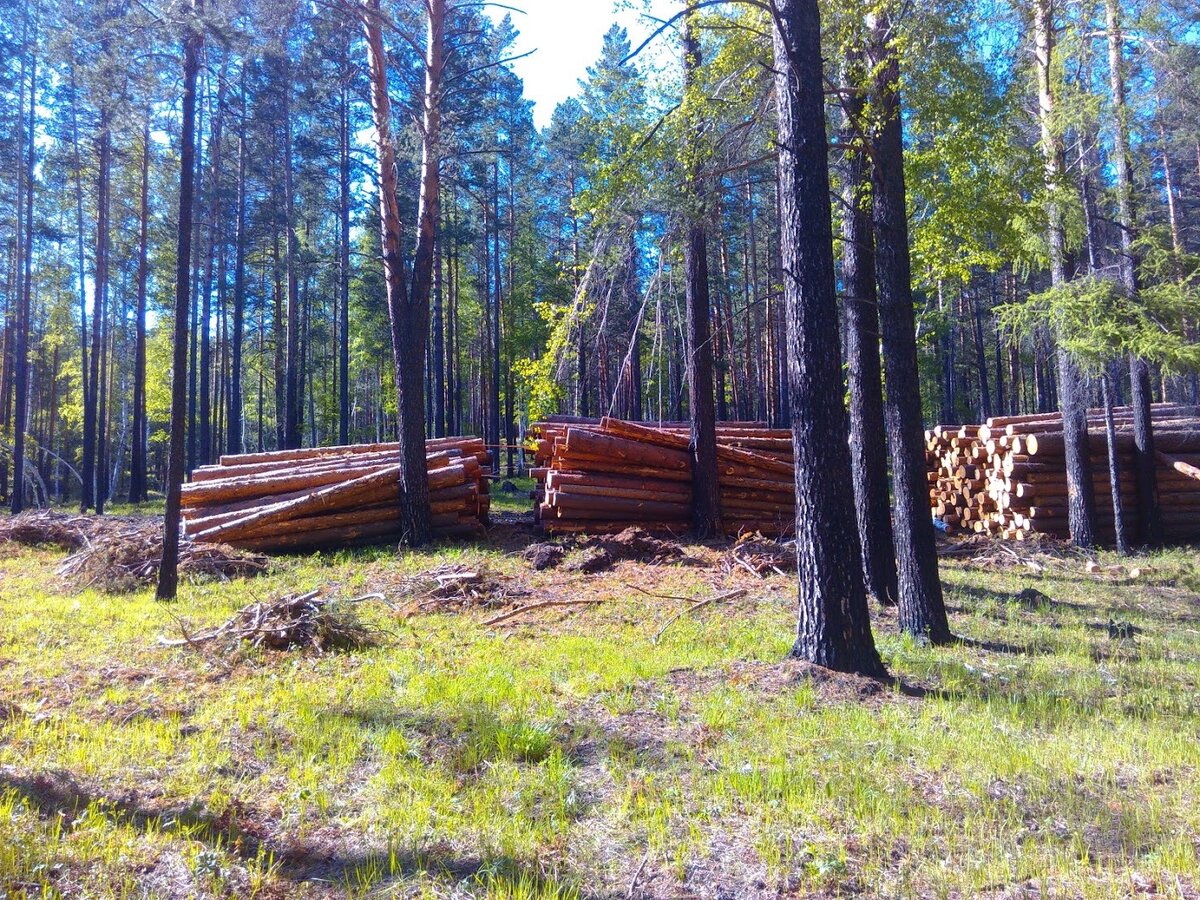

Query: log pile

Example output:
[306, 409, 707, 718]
[529, 417, 797, 536]
[925, 404, 1200, 544]
[180, 437, 491, 552]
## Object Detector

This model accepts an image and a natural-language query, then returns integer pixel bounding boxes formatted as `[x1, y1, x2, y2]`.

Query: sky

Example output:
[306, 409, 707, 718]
[486, 0, 677, 129]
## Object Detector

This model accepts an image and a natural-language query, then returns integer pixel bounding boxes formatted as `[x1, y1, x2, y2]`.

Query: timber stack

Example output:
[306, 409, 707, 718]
[925, 404, 1200, 543]
[180, 437, 491, 552]
[529, 417, 796, 536]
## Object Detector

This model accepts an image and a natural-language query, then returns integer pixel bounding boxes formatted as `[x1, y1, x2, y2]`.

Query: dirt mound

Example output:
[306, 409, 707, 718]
[568, 527, 686, 574]
[523, 542, 566, 571]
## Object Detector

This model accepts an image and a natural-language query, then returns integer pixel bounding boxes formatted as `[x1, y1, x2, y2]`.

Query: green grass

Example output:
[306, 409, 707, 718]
[1, 527, 1199, 898]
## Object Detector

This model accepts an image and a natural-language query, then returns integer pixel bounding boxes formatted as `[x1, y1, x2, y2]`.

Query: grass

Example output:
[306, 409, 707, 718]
[1, 518, 1199, 898]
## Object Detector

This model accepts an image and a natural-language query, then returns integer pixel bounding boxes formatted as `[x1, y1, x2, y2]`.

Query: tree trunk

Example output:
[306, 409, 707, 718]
[625, 228, 643, 421]
[87, 106, 112, 514]
[158, 0, 202, 601]
[682, 9, 721, 538]
[11, 39, 35, 513]
[772, 0, 886, 677]
[200, 64, 228, 467]
[1034, 0, 1098, 549]
[130, 115, 151, 503]
[868, 9, 951, 642]
[433, 199, 446, 438]
[229, 87, 247, 457]
[491, 159, 502, 473]
[282, 52, 302, 451]
[362, 0, 437, 544]
[69, 65, 90, 510]
[1100, 373, 1128, 555]
[841, 52, 897, 607]
[339, 84, 352, 446]
[1106, 0, 1161, 546]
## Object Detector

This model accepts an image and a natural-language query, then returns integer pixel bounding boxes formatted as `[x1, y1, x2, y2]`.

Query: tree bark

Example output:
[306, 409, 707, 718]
[282, 48, 302, 451]
[130, 115, 151, 503]
[361, 0, 436, 544]
[868, 8, 951, 642]
[682, 8, 720, 538]
[1100, 373, 1128, 555]
[841, 53, 898, 607]
[491, 159, 502, 472]
[229, 82, 247, 457]
[200, 63, 228, 467]
[1034, 0, 1098, 549]
[87, 106, 112, 514]
[1106, 0, 1161, 546]
[11, 36, 35, 513]
[339, 83, 353, 446]
[159, 0, 203, 601]
[773, 0, 886, 677]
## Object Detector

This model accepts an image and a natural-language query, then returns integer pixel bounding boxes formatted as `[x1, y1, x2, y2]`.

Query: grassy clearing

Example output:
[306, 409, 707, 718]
[1, 518, 1199, 899]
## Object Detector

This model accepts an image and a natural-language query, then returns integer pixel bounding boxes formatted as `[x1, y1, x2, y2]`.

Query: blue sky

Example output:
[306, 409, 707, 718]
[487, 0, 677, 129]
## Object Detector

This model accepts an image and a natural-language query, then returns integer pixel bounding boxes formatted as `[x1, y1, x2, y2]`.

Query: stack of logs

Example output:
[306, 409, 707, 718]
[181, 437, 491, 552]
[925, 404, 1200, 543]
[529, 417, 797, 536]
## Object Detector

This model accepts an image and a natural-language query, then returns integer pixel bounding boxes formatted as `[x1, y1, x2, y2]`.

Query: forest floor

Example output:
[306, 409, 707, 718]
[2, 491, 1200, 899]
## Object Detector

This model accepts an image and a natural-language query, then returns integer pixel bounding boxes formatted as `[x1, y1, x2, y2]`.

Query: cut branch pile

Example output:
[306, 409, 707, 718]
[925, 403, 1200, 543]
[160, 590, 380, 653]
[529, 417, 796, 537]
[0, 511, 267, 591]
[180, 437, 491, 552]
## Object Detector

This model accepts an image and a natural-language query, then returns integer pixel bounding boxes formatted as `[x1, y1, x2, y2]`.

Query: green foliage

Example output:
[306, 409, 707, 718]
[996, 273, 1200, 376]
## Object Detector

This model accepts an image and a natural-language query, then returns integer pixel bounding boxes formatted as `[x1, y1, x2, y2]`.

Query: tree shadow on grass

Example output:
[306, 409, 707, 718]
[0, 765, 487, 887]
[949, 582, 1096, 616]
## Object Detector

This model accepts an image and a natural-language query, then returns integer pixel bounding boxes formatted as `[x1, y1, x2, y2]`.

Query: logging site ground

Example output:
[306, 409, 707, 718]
[2, 498, 1200, 899]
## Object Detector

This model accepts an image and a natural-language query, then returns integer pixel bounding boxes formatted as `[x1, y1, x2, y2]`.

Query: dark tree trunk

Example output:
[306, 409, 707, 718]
[282, 54, 302, 451]
[130, 116, 151, 503]
[229, 92, 247, 457]
[339, 84, 352, 446]
[362, 0, 436, 544]
[970, 287, 992, 420]
[158, 1, 202, 601]
[187, 85, 204, 475]
[11, 41, 35, 513]
[1106, 0, 1161, 546]
[1035, 0, 1098, 549]
[682, 9, 720, 537]
[433, 208, 446, 438]
[868, 10, 951, 643]
[491, 159, 502, 473]
[200, 65, 228, 467]
[841, 56, 898, 607]
[625, 228, 643, 421]
[69, 65, 90, 510]
[772, 0, 886, 677]
[272, 231, 285, 449]
[86, 107, 112, 514]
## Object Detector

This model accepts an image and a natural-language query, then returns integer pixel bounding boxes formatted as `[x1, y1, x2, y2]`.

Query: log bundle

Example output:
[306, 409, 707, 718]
[925, 404, 1200, 544]
[180, 437, 491, 552]
[529, 417, 797, 536]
